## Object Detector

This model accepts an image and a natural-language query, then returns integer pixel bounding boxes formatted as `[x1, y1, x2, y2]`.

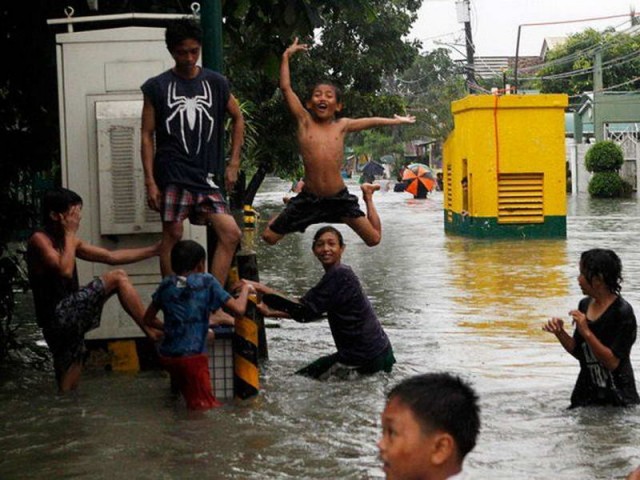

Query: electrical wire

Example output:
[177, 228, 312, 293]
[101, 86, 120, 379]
[518, 17, 638, 74]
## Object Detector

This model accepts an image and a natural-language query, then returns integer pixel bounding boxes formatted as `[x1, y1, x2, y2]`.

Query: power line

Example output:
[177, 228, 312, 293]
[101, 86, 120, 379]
[521, 49, 640, 81]
[518, 17, 637, 74]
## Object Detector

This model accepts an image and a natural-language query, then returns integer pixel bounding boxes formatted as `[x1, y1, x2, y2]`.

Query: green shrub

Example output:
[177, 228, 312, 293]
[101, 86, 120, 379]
[585, 141, 624, 172]
[588, 171, 625, 197]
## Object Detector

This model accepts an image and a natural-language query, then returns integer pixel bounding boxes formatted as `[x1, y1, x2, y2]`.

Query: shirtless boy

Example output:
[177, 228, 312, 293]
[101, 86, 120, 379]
[261, 38, 415, 247]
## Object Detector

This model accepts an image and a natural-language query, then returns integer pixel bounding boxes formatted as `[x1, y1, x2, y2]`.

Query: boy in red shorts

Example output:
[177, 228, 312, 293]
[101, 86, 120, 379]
[143, 240, 252, 410]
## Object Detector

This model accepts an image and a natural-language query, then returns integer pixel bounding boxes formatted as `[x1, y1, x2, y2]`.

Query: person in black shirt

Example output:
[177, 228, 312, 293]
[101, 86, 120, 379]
[245, 226, 395, 380]
[141, 18, 245, 283]
[543, 248, 640, 408]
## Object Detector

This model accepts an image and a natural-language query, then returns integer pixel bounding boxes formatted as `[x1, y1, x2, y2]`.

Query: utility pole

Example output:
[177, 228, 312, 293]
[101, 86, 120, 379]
[200, 0, 225, 185]
[456, 0, 475, 90]
[593, 49, 603, 142]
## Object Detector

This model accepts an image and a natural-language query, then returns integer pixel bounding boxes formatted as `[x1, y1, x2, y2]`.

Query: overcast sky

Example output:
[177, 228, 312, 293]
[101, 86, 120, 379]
[410, 0, 640, 57]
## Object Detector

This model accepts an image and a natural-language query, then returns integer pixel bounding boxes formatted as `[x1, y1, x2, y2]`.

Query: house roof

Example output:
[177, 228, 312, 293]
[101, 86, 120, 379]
[541, 36, 567, 58]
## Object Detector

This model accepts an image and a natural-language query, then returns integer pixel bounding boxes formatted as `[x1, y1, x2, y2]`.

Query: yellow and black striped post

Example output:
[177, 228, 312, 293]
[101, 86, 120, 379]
[237, 204, 268, 360]
[233, 294, 259, 399]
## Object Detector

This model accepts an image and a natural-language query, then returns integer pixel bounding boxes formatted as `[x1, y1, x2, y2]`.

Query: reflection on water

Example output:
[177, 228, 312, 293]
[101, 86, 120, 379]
[446, 238, 569, 333]
[1, 180, 639, 479]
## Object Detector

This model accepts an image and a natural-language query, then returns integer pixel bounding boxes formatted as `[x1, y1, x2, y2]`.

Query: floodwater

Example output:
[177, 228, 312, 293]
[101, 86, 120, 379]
[1, 177, 640, 479]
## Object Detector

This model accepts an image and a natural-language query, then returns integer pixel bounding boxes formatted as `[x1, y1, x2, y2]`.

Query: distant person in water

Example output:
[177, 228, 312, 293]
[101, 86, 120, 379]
[378, 372, 481, 480]
[26, 188, 162, 393]
[246, 226, 395, 380]
[261, 37, 415, 247]
[543, 248, 640, 408]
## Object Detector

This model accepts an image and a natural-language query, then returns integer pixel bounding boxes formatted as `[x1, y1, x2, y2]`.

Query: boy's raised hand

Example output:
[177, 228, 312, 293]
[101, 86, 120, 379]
[394, 114, 416, 124]
[61, 205, 81, 235]
[285, 37, 309, 57]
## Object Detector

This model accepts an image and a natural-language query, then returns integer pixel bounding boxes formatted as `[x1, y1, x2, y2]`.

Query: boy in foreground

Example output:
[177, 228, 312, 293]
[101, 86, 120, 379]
[26, 188, 162, 393]
[261, 38, 415, 247]
[378, 372, 480, 480]
[143, 240, 252, 410]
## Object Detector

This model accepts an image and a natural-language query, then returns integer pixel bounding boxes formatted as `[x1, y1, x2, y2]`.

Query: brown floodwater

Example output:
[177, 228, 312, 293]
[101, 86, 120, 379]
[1, 177, 639, 479]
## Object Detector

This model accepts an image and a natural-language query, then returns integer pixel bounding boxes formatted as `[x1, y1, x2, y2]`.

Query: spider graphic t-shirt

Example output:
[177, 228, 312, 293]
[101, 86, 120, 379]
[142, 68, 230, 193]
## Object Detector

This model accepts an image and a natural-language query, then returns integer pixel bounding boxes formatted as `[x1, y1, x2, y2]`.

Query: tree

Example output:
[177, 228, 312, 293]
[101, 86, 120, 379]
[387, 48, 467, 144]
[224, 0, 422, 180]
[585, 141, 628, 198]
[536, 28, 640, 97]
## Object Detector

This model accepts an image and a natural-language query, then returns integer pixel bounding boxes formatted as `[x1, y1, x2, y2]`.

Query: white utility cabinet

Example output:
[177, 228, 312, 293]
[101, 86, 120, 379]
[55, 26, 206, 339]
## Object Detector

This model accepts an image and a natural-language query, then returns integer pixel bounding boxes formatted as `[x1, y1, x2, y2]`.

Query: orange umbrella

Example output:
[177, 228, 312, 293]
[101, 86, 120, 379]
[402, 163, 436, 197]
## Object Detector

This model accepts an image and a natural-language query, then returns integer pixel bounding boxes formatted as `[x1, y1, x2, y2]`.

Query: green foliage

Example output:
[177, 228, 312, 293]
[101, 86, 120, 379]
[388, 48, 467, 143]
[1, 2, 61, 361]
[223, 0, 422, 179]
[588, 171, 625, 198]
[585, 140, 624, 172]
[536, 28, 640, 96]
[352, 130, 404, 163]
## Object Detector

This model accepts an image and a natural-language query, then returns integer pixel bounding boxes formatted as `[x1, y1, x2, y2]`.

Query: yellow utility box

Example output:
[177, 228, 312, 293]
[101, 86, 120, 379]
[443, 94, 568, 238]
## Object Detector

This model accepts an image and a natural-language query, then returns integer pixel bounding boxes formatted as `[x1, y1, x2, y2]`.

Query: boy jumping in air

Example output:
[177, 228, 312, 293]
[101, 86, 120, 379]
[261, 38, 415, 247]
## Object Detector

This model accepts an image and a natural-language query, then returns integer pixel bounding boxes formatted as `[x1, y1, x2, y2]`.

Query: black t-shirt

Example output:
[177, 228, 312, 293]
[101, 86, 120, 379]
[141, 68, 230, 192]
[300, 263, 391, 365]
[570, 296, 640, 408]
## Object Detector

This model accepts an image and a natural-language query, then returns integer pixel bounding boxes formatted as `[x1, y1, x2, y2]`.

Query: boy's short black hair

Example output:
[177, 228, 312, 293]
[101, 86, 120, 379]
[580, 248, 623, 294]
[42, 188, 83, 226]
[387, 373, 480, 461]
[165, 18, 202, 51]
[171, 240, 206, 275]
[313, 226, 344, 247]
[308, 80, 343, 103]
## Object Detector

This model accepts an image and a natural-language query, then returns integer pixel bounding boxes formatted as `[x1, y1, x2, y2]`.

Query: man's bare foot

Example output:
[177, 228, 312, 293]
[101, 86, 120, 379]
[361, 183, 381, 199]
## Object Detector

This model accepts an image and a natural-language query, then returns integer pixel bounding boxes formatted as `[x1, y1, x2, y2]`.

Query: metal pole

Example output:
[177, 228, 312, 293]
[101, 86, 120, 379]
[463, 1, 475, 90]
[200, 0, 223, 73]
[593, 49, 603, 142]
[200, 0, 226, 276]
[514, 25, 522, 93]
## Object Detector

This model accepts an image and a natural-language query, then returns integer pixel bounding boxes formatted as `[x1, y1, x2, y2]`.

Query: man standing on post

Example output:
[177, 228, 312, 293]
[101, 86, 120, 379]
[141, 18, 244, 283]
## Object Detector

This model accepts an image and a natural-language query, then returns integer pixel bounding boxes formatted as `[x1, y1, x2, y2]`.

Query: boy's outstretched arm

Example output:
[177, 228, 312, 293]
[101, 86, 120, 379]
[224, 283, 252, 318]
[345, 114, 416, 133]
[76, 241, 161, 266]
[280, 37, 310, 122]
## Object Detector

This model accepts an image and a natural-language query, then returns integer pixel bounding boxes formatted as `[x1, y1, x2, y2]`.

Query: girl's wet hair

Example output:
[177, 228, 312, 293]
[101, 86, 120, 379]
[165, 18, 202, 51]
[312, 226, 344, 247]
[580, 248, 623, 294]
[308, 80, 342, 103]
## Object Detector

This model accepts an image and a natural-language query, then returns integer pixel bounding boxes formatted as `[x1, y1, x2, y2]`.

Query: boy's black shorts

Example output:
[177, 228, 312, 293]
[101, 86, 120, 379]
[269, 188, 365, 234]
[43, 278, 107, 381]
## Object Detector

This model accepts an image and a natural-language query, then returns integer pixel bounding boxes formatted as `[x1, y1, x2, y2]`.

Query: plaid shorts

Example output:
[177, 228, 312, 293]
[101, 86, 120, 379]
[162, 184, 229, 225]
